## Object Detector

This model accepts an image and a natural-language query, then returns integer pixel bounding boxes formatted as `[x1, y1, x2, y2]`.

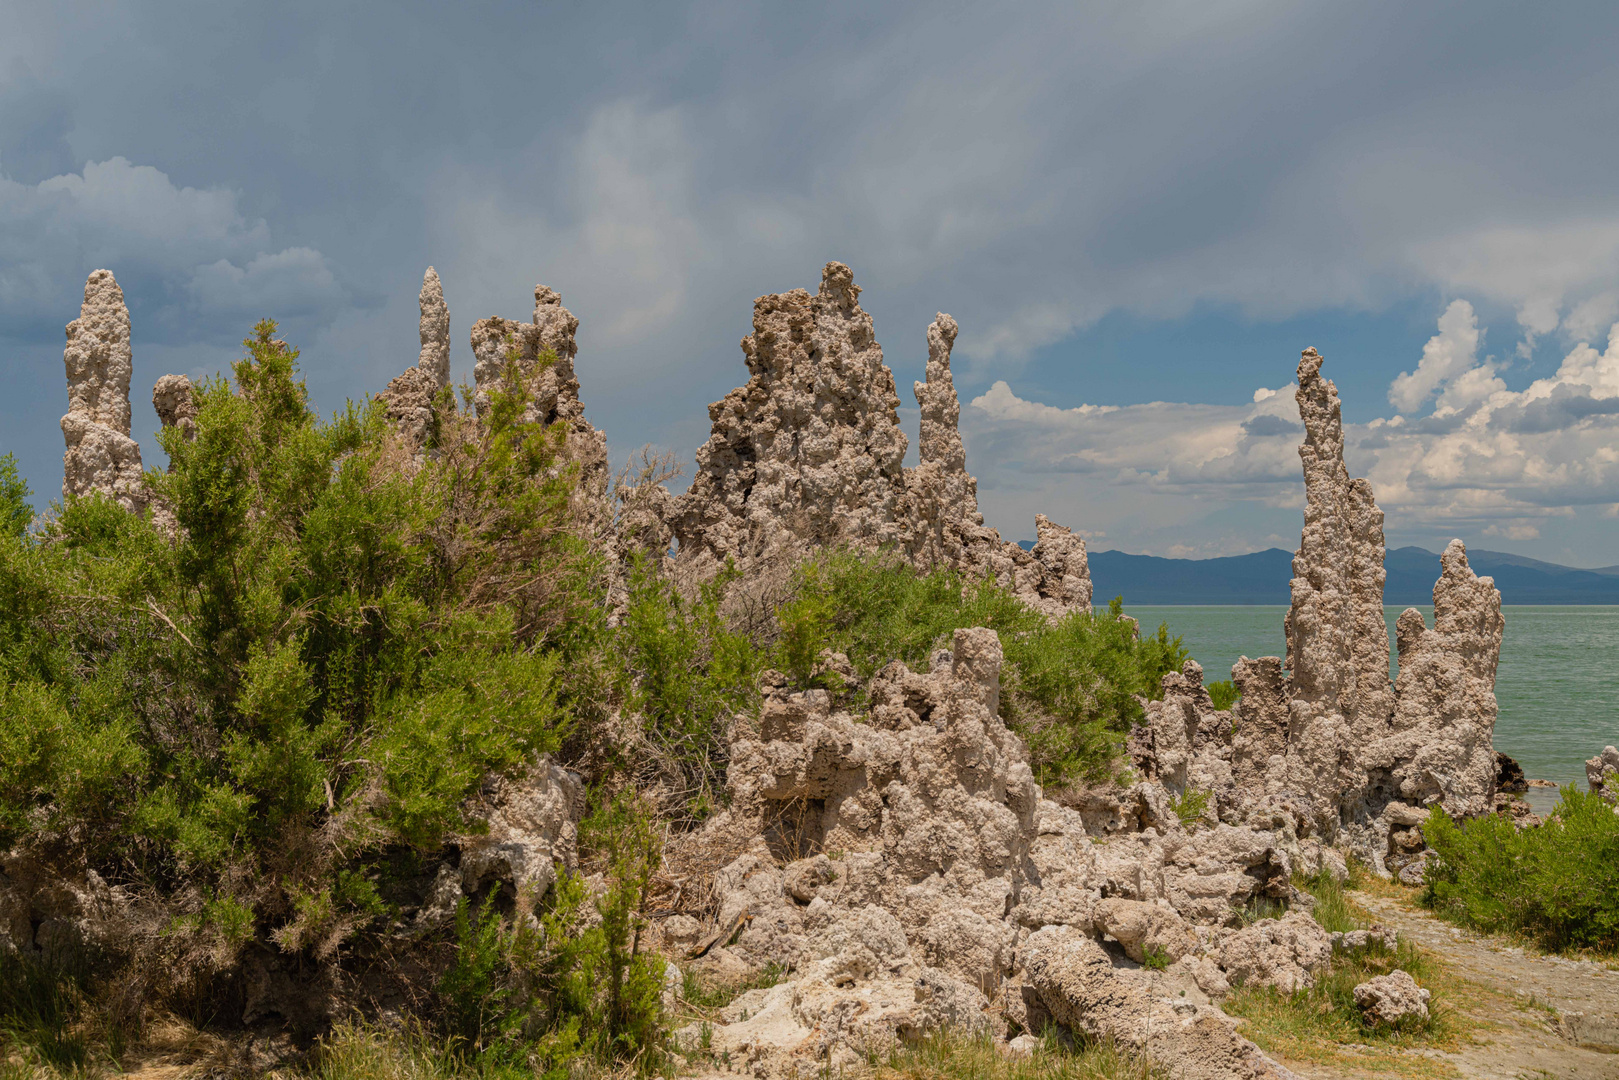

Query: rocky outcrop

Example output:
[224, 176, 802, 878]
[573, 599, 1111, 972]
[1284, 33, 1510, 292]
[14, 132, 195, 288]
[1020, 925, 1302, 1080]
[1215, 910, 1333, 994]
[1372, 540, 1503, 819]
[61, 270, 146, 511]
[665, 263, 913, 576]
[378, 267, 454, 454]
[680, 626, 1340, 1076]
[1353, 969, 1430, 1026]
[1495, 751, 1527, 794]
[1286, 347, 1393, 832]
[677, 903, 987, 1077]
[705, 627, 1038, 994]
[663, 263, 1090, 615]
[151, 374, 197, 445]
[469, 284, 609, 496]
[1198, 348, 1507, 872]
[1589, 746, 1619, 804]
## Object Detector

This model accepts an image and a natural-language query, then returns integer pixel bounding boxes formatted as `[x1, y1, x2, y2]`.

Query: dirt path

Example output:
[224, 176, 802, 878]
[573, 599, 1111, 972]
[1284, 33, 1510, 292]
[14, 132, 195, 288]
[1281, 890, 1619, 1080]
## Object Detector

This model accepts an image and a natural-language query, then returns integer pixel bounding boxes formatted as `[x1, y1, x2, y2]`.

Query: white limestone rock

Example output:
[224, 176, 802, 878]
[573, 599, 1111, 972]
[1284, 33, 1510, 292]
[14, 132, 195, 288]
[1020, 925, 1302, 1080]
[418, 266, 451, 388]
[1216, 910, 1333, 994]
[1353, 969, 1431, 1026]
[1368, 540, 1503, 819]
[61, 270, 145, 511]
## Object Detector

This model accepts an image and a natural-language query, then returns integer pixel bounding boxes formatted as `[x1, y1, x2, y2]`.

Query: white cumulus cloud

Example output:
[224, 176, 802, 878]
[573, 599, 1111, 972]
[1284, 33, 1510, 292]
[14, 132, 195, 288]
[0, 157, 346, 343]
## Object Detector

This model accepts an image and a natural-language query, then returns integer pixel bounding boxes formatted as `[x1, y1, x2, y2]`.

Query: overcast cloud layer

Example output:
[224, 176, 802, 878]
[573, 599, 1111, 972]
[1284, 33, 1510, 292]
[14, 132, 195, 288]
[4, 1, 1619, 565]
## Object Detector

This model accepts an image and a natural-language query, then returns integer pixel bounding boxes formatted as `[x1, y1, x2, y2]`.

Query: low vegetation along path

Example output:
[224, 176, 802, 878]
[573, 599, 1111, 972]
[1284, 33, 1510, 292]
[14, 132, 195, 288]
[1298, 890, 1619, 1080]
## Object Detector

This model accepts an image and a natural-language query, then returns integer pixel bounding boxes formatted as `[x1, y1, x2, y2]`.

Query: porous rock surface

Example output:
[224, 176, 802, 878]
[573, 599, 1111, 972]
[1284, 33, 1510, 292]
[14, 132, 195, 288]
[1191, 348, 1507, 873]
[1215, 910, 1333, 994]
[1020, 925, 1302, 1080]
[663, 264, 1091, 617]
[378, 267, 454, 454]
[1373, 540, 1503, 819]
[61, 270, 146, 511]
[1588, 745, 1619, 803]
[1286, 346, 1395, 834]
[469, 283, 610, 500]
[678, 628, 1320, 1078]
[1353, 968, 1431, 1026]
[417, 266, 451, 388]
[151, 373, 197, 443]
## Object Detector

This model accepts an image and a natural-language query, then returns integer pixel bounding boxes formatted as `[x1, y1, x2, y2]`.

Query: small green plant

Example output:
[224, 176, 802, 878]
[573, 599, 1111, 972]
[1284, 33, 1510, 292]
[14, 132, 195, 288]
[1422, 786, 1619, 953]
[1141, 945, 1170, 971]
[681, 962, 786, 1012]
[1291, 868, 1360, 935]
[1168, 786, 1211, 830]
[1206, 679, 1240, 711]
[0, 453, 31, 539]
[879, 1028, 1163, 1080]
[431, 792, 669, 1077]
[0, 951, 90, 1074]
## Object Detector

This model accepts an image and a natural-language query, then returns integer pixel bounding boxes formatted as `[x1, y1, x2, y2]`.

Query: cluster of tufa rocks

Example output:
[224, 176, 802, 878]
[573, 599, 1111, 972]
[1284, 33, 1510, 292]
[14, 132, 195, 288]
[657, 341, 1502, 1078]
[44, 263, 1516, 1076]
[659, 264, 1093, 616]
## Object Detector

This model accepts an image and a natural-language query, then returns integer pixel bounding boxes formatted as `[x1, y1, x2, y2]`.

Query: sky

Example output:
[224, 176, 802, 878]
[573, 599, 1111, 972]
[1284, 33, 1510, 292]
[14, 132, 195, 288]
[4, 1, 1619, 566]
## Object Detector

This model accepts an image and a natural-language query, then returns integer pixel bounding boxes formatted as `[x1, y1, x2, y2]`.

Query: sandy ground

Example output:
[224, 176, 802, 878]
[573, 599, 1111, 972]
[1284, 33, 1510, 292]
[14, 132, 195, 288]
[1280, 890, 1619, 1080]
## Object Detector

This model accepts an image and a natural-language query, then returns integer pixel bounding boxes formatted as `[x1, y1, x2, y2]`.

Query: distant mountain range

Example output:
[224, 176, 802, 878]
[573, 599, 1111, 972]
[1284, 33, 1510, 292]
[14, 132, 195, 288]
[1069, 545, 1619, 605]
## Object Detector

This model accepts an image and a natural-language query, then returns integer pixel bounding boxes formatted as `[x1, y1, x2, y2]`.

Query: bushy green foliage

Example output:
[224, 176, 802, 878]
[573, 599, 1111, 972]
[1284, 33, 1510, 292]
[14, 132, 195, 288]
[1206, 679, 1240, 711]
[0, 322, 590, 969]
[1422, 787, 1619, 953]
[0, 453, 31, 539]
[614, 559, 761, 822]
[435, 793, 668, 1078]
[779, 555, 1188, 784]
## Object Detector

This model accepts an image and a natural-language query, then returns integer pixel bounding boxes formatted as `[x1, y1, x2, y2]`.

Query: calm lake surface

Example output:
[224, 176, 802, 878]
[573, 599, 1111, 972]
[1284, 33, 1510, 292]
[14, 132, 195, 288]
[1127, 605, 1619, 814]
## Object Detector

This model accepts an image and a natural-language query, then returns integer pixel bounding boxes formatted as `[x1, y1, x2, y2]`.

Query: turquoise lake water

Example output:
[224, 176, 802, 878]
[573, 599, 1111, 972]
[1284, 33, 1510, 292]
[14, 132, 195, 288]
[1126, 605, 1619, 815]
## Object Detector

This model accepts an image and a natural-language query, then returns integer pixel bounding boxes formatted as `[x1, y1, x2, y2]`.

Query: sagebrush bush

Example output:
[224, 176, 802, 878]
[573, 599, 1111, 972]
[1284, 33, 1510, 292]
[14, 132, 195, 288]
[0, 321, 594, 980]
[1422, 786, 1619, 952]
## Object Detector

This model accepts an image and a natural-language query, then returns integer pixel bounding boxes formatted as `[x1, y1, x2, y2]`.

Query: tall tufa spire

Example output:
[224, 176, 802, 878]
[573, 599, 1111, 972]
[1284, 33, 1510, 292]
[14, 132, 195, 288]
[418, 267, 451, 388]
[61, 269, 145, 511]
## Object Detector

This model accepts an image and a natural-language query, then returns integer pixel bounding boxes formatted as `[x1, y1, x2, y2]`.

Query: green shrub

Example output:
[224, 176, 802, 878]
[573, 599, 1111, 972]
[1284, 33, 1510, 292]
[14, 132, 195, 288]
[0, 323, 591, 980]
[435, 792, 668, 1078]
[614, 559, 762, 822]
[1168, 786, 1210, 831]
[1422, 786, 1619, 953]
[780, 554, 1188, 784]
[1206, 679, 1240, 711]
[0, 453, 31, 539]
